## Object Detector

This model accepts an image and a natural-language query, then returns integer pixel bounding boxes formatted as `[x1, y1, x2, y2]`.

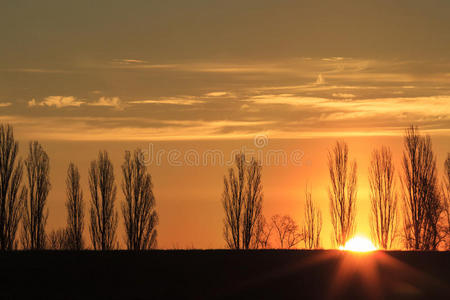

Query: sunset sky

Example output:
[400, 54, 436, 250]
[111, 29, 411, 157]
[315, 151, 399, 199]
[1, 0, 449, 248]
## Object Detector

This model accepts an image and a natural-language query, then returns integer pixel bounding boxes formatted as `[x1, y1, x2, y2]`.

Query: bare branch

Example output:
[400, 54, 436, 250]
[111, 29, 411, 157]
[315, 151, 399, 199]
[47, 228, 69, 250]
[272, 214, 303, 249]
[253, 215, 273, 249]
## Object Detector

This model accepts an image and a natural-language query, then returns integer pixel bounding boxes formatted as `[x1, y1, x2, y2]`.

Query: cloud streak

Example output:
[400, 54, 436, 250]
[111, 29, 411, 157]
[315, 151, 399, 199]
[28, 96, 85, 108]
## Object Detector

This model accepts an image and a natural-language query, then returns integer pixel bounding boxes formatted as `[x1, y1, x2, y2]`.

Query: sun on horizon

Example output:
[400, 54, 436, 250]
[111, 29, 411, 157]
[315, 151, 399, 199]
[339, 236, 378, 253]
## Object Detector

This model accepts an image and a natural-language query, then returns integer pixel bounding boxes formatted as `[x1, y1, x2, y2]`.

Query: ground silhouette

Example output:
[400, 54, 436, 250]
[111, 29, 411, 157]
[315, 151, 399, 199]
[0, 250, 448, 300]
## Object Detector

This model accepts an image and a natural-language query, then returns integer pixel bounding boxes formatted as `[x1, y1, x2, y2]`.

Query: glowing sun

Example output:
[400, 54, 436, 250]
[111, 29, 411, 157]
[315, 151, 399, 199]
[339, 236, 377, 252]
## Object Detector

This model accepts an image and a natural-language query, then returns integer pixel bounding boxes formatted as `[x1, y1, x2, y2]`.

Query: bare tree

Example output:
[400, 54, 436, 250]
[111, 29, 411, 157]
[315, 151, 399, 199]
[222, 153, 263, 249]
[440, 154, 450, 250]
[328, 141, 357, 247]
[65, 163, 84, 250]
[242, 158, 263, 249]
[272, 214, 303, 249]
[47, 228, 69, 250]
[401, 126, 443, 250]
[0, 124, 23, 250]
[21, 141, 51, 250]
[253, 215, 273, 249]
[122, 149, 158, 250]
[369, 146, 398, 249]
[303, 187, 322, 249]
[89, 151, 118, 250]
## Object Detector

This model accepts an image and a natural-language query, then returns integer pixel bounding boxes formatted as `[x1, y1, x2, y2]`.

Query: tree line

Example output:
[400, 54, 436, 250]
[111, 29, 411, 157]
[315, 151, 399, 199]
[222, 125, 450, 250]
[1, 123, 448, 251]
[0, 124, 158, 250]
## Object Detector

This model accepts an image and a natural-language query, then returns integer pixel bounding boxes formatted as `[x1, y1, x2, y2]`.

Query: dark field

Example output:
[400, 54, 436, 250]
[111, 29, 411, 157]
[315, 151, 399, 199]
[0, 250, 449, 300]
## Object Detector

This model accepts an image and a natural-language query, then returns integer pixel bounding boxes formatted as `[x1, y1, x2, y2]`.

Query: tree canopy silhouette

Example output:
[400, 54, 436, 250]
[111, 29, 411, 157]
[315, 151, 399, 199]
[443, 154, 450, 249]
[0, 124, 23, 250]
[254, 215, 273, 249]
[21, 141, 51, 250]
[122, 149, 158, 250]
[222, 153, 263, 249]
[303, 187, 322, 249]
[401, 126, 443, 250]
[47, 228, 69, 250]
[328, 141, 357, 247]
[89, 150, 118, 250]
[65, 163, 84, 250]
[369, 146, 398, 249]
[272, 214, 303, 249]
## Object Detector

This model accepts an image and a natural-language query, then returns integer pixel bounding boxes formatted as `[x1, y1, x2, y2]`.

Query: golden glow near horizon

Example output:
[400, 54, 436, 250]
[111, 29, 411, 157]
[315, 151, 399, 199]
[2, 1, 450, 249]
[339, 236, 377, 252]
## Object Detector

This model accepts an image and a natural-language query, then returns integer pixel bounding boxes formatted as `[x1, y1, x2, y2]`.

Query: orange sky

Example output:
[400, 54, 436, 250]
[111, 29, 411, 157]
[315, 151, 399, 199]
[17, 135, 448, 249]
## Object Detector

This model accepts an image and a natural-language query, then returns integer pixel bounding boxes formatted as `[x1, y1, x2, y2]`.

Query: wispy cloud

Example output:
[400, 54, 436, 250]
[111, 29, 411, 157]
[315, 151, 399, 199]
[112, 58, 147, 64]
[332, 93, 356, 98]
[129, 98, 202, 105]
[28, 96, 84, 108]
[0, 102, 12, 107]
[88, 97, 123, 110]
[204, 91, 231, 97]
[248, 94, 450, 124]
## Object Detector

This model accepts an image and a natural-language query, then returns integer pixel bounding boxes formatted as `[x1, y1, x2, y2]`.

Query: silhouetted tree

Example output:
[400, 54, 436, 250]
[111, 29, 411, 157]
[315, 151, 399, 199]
[89, 151, 118, 250]
[65, 163, 84, 250]
[303, 187, 322, 249]
[47, 228, 69, 250]
[441, 154, 449, 249]
[222, 153, 263, 249]
[254, 215, 273, 249]
[328, 141, 357, 247]
[122, 149, 158, 250]
[0, 124, 23, 250]
[401, 126, 444, 250]
[272, 214, 303, 249]
[21, 141, 51, 250]
[369, 146, 398, 249]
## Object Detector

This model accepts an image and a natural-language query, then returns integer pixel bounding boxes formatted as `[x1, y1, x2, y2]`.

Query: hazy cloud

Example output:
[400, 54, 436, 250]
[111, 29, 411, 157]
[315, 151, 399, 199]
[129, 98, 202, 105]
[204, 92, 230, 97]
[112, 58, 147, 64]
[332, 93, 356, 98]
[315, 74, 325, 85]
[88, 97, 123, 110]
[28, 96, 85, 108]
